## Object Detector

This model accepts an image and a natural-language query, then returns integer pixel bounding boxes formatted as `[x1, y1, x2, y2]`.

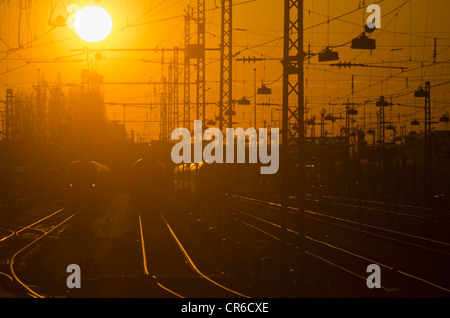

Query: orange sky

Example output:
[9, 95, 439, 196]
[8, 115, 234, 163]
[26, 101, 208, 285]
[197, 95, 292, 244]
[1, 0, 450, 142]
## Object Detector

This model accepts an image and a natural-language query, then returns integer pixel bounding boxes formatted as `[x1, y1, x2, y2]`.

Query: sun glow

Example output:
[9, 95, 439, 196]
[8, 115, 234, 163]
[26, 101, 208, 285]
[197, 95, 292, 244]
[74, 6, 112, 42]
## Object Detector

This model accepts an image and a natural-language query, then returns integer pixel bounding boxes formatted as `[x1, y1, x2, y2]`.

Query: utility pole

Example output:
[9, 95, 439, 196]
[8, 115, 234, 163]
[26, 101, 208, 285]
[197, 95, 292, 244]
[281, 0, 305, 280]
[219, 0, 233, 131]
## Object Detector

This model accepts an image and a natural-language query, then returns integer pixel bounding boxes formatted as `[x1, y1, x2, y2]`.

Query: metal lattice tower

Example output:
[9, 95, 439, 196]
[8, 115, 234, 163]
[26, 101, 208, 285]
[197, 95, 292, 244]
[282, 0, 304, 145]
[413, 82, 432, 206]
[281, 0, 305, 253]
[379, 102, 385, 146]
[5, 89, 14, 140]
[168, 61, 174, 136]
[184, 8, 192, 132]
[173, 48, 180, 129]
[219, 0, 233, 131]
[424, 81, 432, 206]
[376, 96, 389, 147]
[196, 0, 206, 123]
[345, 100, 351, 143]
[160, 78, 168, 141]
[320, 109, 326, 139]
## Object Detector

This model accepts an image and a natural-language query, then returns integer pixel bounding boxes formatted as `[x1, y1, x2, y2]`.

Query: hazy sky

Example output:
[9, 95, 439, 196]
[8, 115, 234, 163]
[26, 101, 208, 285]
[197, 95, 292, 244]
[1, 0, 449, 141]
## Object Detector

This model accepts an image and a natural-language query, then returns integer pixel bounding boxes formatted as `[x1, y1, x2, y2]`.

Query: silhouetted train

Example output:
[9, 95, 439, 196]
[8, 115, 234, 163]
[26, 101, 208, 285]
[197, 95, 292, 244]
[129, 158, 169, 210]
[66, 160, 111, 208]
[173, 163, 231, 207]
[172, 161, 322, 209]
[173, 162, 283, 206]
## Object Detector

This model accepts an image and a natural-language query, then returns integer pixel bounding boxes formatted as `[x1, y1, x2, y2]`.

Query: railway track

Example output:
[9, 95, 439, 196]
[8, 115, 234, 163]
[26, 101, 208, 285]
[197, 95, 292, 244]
[138, 210, 251, 298]
[1, 192, 252, 298]
[3, 192, 445, 298]
[231, 195, 450, 297]
[0, 207, 77, 297]
[294, 194, 450, 241]
[0, 191, 64, 215]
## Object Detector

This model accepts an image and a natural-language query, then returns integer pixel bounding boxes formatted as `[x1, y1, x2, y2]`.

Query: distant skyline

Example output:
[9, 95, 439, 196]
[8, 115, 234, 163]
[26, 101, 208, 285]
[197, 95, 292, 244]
[1, 0, 449, 141]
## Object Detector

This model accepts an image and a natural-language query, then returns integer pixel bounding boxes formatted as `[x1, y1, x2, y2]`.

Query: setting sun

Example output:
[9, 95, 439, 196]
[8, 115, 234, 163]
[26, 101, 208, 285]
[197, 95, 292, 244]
[74, 5, 112, 42]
